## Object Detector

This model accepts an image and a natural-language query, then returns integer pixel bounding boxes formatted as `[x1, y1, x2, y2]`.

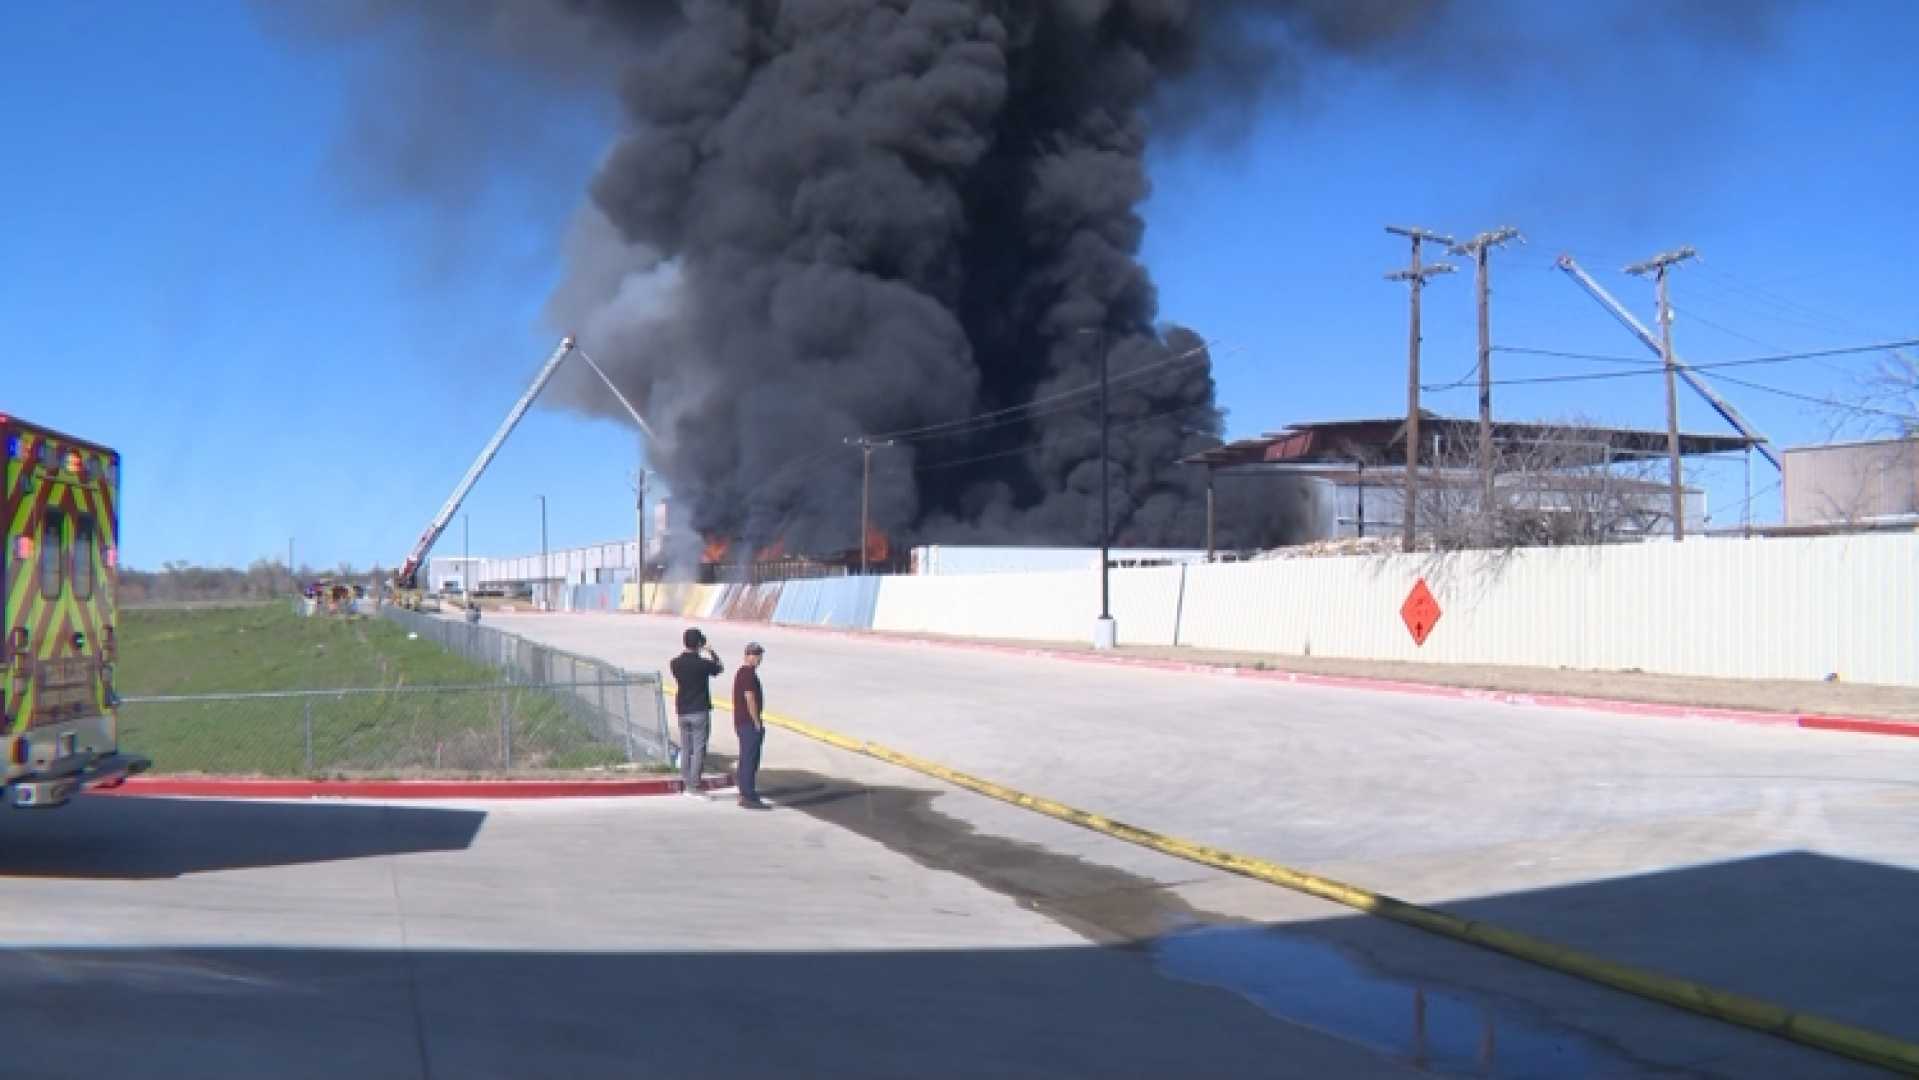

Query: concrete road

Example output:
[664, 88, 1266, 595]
[480, 610, 1919, 1068]
[0, 739, 1875, 1080]
[1, 787, 1453, 1079]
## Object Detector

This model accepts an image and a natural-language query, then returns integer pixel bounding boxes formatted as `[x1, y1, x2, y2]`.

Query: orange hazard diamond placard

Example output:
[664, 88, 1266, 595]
[1401, 579, 1441, 647]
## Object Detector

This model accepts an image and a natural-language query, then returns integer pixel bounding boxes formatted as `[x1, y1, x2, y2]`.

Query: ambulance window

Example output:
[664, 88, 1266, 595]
[40, 510, 65, 600]
[72, 516, 96, 601]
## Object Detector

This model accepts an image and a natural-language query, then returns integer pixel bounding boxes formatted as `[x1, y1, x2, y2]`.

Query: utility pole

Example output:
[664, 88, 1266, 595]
[1204, 466, 1216, 564]
[1626, 246, 1698, 541]
[1099, 330, 1111, 627]
[463, 514, 470, 598]
[635, 465, 649, 590]
[1449, 227, 1523, 541]
[843, 436, 895, 575]
[537, 494, 549, 609]
[1072, 327, 1118, 648]
[1386, 226, 1456, 551]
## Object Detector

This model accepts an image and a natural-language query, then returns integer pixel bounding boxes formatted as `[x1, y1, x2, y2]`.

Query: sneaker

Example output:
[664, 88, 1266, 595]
[739, 798, 771, 811]
[682, 789, 709, 801]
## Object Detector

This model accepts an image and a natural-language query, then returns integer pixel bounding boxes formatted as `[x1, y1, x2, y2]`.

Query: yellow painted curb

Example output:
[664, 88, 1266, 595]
[680, 685, 1919, 1074]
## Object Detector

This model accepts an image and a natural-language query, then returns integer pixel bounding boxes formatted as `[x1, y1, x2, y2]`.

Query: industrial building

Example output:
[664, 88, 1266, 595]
[1782, 437, 1919, 527]
[1183, 413, 1757, 551]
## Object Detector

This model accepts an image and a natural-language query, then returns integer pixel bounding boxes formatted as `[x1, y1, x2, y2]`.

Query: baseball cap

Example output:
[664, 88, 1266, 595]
[745, 641, 764, 655]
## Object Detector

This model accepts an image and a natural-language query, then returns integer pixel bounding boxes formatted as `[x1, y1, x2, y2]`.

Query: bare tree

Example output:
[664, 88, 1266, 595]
[1868, 352, 1918, 437]
[1825, 349, 1919, 441]
[1382, 419, 1677, 552]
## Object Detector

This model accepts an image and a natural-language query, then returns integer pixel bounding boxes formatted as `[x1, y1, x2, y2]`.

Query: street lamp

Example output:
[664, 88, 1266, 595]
[1079, 328, 1116, 650]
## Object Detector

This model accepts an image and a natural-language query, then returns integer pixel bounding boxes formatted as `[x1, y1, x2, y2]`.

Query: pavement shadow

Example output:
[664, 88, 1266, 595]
[1434, 849, 1919, 1047]
[1146, 856, 1919, 1079]
[0, 942, 1440, 1080]
[0, 796, 485, 879]
[729, 766, 1912, 1075]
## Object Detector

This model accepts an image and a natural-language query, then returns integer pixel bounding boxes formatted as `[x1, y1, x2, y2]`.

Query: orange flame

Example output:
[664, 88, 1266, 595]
[863, 523, 890, 562]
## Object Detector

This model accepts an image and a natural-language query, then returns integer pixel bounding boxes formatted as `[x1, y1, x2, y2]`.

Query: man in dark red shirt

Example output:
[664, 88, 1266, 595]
[731, 642, 770, 810]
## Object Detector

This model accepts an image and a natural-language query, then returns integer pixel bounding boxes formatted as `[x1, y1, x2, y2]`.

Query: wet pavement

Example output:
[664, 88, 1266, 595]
[1155, 927, 1629, 1077]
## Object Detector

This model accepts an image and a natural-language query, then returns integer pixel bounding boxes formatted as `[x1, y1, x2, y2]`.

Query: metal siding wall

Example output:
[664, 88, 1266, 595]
[867, 568, 1184, 644]
[873, 571, 1091, 641]
[770, 577, 881, 629]
[909, 545, 1207, 576]
[1174, 534, 1917, 684]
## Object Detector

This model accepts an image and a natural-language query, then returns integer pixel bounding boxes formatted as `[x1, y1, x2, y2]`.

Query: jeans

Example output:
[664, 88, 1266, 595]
[736, 724, 764, 801]
[678, 711, 710, 793]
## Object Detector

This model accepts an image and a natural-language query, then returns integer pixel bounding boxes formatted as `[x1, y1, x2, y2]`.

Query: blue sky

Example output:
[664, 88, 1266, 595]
[3, 1, 1913, 571]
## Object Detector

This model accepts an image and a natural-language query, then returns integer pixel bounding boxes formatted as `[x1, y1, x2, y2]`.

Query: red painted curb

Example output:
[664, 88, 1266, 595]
[99, 773, 735, 800]
[1799, 716, 1919, 738]
[612, 610, 1916, 737]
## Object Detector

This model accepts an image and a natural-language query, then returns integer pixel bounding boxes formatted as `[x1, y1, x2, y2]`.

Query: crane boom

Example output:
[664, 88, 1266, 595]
[1554, 255, 1781, 471]
[395, 336, 576, 590]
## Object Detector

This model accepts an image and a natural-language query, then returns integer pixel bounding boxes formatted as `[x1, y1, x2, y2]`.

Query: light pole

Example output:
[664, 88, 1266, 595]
[1080, 328, 1116, 650]
[537, 494, 548, 610]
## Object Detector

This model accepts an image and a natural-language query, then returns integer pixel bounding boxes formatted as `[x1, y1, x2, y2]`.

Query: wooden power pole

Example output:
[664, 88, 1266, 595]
[844, 436, 895, 575]
[1386, 226, 1456, 551]
[1449, 227, 1523, 541]
[1625, 246, 1698, 541]
[635, 465, 649, 589]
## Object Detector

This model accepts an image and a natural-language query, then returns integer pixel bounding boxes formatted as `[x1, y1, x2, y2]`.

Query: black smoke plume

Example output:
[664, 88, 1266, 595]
[533, 1, 1444, 557]
[272, 0, 1809, 559]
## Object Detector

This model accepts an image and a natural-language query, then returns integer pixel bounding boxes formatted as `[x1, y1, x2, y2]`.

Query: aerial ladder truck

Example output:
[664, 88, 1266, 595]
[389, 336, 655, 611]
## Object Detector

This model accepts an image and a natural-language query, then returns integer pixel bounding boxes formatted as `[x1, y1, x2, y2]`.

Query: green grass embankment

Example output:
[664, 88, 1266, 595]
[116, 605, 638, 775]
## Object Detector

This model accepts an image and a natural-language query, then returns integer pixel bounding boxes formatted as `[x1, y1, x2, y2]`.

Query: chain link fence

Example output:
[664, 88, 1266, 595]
[380, 605, 673, 767]
[114, 607, 671, 776]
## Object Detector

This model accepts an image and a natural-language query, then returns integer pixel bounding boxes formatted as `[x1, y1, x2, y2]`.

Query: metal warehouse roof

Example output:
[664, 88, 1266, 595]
[1182, 412, 1757, 470]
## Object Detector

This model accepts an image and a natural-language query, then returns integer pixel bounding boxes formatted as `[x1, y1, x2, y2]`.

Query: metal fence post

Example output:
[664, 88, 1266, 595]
[499, 686, 513, 770]
[655, 676, 672, 768]
[618, 673, 635, 761]
[596, 670, 610, 747]
[303, 697, 314, 773]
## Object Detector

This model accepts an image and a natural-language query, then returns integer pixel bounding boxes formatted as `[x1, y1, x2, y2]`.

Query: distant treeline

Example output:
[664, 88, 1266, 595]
[118, 561, 382, 604]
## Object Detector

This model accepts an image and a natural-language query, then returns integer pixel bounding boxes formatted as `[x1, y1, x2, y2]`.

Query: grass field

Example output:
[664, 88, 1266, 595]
[118, 603, 496, 695]
[116, 605, 643, 776]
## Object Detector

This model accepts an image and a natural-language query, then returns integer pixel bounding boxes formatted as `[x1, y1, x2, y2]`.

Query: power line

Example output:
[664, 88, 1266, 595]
[866, 337, 1220, 443]
[1694, 266, 1898, 340]
[1706, 372, 1919, 422]
[1669, 304, 1791, 353]
[1424, 357, 1484, 391]
[916, 402, 1217, 472]
[1466, 339, 1919, 390]
[888, 349, 1212, 445]
[1491, 345, 1652, 366]
[734, 363, 1226, 504]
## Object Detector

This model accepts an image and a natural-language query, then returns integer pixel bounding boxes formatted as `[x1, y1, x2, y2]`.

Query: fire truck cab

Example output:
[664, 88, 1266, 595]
[0, 415, 148, 808]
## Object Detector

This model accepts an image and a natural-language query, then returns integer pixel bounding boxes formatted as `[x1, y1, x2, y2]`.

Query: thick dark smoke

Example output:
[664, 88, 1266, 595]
[271, 0, 1807, 558]
[531, 1, 1446, 556]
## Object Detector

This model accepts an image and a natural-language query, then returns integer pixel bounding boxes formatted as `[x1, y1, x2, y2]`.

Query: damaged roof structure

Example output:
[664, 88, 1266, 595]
[1181, 412, 1761, 554]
